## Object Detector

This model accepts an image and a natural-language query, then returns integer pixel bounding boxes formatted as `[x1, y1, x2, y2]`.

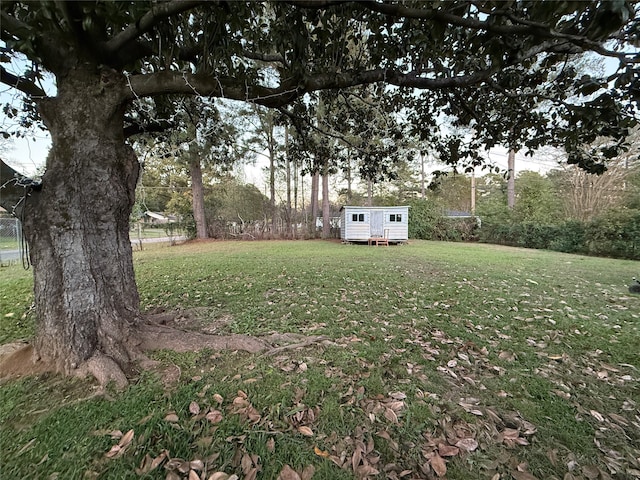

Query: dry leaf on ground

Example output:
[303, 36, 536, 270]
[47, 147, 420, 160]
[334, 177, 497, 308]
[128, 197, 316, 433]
[430, 453, 447, 477]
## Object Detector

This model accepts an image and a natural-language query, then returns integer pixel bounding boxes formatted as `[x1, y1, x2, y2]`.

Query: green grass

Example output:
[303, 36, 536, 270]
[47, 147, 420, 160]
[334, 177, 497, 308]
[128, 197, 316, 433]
[1, 240, 639, 479]
[0, 236, 20, 249]
[130, 226, 185, 239]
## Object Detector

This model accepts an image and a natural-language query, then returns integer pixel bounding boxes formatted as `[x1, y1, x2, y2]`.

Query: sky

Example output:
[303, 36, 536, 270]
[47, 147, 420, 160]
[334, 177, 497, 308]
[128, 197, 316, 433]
[0, 109, 562, 184]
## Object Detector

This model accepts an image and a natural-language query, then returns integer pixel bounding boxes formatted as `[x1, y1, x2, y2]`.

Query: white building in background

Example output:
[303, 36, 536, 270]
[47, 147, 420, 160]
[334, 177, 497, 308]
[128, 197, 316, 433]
[340, 205, 409, 243]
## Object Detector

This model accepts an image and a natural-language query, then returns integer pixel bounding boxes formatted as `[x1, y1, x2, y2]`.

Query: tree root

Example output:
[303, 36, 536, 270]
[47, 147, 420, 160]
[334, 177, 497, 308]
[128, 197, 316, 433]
[138, 322, 271, 353]
[0, 312, 331, 388]
[77, 353, 129, 391]
[260, 334, 331, 356]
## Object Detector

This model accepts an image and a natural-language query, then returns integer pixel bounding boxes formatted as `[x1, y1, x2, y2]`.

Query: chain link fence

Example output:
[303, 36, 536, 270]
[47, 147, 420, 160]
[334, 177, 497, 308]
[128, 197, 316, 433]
[0, 216, 24, 267]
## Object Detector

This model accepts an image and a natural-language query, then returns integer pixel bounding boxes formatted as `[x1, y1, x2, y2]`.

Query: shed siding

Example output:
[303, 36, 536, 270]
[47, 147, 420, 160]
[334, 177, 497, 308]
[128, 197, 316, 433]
[340, 206, 409, 242]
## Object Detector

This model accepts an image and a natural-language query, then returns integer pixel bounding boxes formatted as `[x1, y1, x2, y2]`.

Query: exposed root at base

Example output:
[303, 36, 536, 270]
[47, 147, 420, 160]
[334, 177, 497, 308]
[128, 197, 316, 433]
[138, 322, 271, 353]
[76, 353, 129, 391]
[0, 313, 330, 388]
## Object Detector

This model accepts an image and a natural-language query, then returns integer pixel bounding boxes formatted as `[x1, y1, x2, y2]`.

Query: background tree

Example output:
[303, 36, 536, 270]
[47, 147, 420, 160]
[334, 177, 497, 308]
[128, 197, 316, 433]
[139, 97, 241, 239]
[548, 131, 640, 221]
[1, 1, 638, 384]
[242, 105, 284, 234]
[512, 171, 562, 224]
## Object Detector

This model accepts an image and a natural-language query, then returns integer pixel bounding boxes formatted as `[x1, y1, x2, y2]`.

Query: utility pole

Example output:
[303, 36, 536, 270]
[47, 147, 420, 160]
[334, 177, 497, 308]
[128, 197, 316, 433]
[507, 149, 516, 209]
[420, 150, 426, 199]
[471, 170, 476, 214]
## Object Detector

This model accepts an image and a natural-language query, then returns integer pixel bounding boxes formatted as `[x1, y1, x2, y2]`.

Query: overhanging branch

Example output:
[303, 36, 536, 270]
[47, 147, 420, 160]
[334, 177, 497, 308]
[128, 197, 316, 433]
[123, 118, 174, 139]
[0, 11, 34, 41]
[125, 67, 495, 108]
[104, 0, 206, 55]
[0, 66, 47, 97]
[0, 159, 40, 218]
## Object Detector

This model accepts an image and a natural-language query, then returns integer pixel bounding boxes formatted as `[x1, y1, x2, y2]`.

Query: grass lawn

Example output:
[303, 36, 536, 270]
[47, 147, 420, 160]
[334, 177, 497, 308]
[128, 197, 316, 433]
[0, 236, 20, 250]
[1, 240, 638, 479]
[130, 226, 184, 239]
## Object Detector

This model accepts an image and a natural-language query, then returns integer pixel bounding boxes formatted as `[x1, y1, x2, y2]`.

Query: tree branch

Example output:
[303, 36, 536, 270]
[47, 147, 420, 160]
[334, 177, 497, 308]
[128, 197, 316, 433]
[241, 50, 289, 68]
[0, 11, 34, 40]
[1, 11, 71, 73]
[0, 66, 47, 97]
[123, 119, 174, 139]
[125, 71, 303, 107]
[0, 159, 40, 218]
[125, 67, 496, 108]
[361, 0, 632, 56]
[104, 0, 206, 55]
[355, 1, 534, 36]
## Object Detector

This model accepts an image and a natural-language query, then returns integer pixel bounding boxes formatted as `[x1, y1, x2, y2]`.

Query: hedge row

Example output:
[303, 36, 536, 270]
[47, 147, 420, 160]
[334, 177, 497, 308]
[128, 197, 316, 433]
[478, 209, 640, 260]
[408, 200, 639, 260]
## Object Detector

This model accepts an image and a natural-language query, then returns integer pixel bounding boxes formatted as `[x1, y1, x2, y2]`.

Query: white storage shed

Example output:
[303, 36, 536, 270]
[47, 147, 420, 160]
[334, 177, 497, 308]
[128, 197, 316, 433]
[340, 205, 409, 243]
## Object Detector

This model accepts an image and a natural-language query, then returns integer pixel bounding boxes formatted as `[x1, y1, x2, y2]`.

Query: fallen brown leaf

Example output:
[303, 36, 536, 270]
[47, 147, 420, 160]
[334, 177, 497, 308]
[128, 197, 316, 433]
[511, 471, 540, 480]
[135, 449, 168, 474]
[430, 453, 447, 477]
[314, 446, 329, 458]
[355, 464, 379, 477]
[207, 473, 234, 480]
[438, 444, 460, 457]
[206, 409, 223, 424]
[189, 401, 201, 415]
[300, 464, 315, 480]
[164, 413, 179, 422]
[119, 429, 134, 448]
[384, 408, 399, 423]
[105, 429, 134, 458]
[455, 437, 478, 452]
[277, 465, 301, 480]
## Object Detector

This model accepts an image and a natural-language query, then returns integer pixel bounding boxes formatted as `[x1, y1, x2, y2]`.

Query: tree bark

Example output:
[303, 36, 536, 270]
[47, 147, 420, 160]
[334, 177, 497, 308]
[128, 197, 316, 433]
[310, 169, 319, 237]
[285, 126, 292, 239]
[293, 150, 299, 239]
[21, 68, 141, 382]
[345, 159, 353, 203]
[507, 149, 516, 209]
[420, 152, 426, 199]
[322, 164, 331, 239]
[189, 156, 208, 239]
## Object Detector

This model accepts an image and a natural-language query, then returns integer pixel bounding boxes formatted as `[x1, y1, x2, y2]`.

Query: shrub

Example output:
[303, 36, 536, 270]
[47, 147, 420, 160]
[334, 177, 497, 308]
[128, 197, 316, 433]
[408, 199, 440, 239]
[548, 221, 587, 254]
[478, 210, 640, 260]
[586, 209, 640, 259]
[408, 200, 479, 241]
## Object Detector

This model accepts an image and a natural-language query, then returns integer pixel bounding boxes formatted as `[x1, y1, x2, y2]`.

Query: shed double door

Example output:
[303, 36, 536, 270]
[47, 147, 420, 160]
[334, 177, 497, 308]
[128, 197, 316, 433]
[370, 210, 384, 237]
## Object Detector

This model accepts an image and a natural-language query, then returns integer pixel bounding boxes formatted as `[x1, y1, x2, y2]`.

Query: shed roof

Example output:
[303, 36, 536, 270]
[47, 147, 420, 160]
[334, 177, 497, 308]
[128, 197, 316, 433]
[340, 205, 410, 211]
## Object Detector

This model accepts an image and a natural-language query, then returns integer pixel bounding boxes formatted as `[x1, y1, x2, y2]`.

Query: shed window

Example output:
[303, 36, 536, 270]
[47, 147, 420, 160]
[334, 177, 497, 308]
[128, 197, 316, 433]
[352, 213, 365, 222]
[390, 214, 403, 222]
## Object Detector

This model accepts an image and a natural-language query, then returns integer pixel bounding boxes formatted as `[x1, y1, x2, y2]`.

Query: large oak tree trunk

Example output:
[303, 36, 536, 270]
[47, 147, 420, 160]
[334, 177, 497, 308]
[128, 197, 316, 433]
[22, 68, 141, 382]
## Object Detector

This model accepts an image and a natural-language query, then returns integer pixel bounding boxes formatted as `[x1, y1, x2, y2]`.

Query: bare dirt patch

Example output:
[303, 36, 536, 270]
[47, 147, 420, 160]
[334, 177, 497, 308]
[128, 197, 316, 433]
[0, 342, 54, 379]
